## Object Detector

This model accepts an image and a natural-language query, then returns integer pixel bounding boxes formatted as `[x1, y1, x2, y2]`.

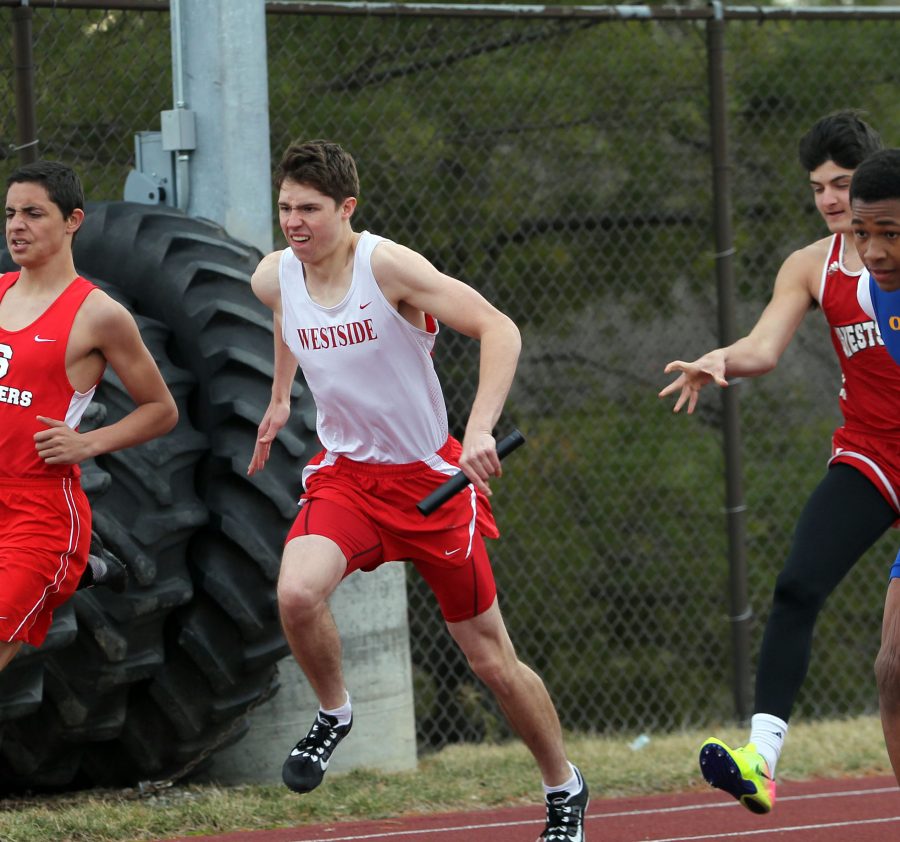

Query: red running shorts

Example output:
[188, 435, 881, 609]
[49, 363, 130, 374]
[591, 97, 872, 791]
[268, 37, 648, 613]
[0, 477, 91, 647]
[286, 438, 500, 622]
[831, 426, 900, 522]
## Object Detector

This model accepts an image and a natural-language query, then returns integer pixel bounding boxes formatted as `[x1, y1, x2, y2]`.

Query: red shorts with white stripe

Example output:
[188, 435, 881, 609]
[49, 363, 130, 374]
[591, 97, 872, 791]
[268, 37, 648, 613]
[0, 477, 91, 647]
[287, 437, 500, 622]
[831, 426, 900, 522]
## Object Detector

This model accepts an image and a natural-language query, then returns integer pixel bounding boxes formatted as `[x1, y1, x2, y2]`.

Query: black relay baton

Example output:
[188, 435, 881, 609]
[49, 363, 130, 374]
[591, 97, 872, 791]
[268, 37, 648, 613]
[416, 429, 526, 516]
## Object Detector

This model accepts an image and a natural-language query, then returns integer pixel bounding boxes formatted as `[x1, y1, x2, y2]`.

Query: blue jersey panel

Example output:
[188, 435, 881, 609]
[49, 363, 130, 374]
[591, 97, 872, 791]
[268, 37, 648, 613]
[869, 276, 900, 366]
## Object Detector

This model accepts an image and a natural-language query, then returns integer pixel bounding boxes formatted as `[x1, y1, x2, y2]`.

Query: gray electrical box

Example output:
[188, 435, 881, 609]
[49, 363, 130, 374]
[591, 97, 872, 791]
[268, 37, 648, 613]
[124, 131, 174, 206]
[161, 109, 197, 151]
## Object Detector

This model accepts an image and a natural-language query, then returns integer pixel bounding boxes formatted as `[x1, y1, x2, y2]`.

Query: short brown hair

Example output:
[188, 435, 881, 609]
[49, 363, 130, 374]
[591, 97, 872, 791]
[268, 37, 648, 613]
[274, 139, 359, 205]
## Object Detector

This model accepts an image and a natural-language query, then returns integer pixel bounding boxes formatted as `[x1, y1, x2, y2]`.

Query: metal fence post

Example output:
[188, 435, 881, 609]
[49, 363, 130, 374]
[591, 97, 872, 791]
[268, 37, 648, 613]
[706, 0, 752, 723]
[12, 2, 39, 164]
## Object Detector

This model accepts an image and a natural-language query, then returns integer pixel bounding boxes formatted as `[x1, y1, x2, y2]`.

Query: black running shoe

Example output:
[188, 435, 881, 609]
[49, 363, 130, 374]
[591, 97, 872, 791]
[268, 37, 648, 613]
[87, 553, 128, 593]
[538, 766, 589, 841]
[78, 532, 128, 593]
[282, 711, 352, 793]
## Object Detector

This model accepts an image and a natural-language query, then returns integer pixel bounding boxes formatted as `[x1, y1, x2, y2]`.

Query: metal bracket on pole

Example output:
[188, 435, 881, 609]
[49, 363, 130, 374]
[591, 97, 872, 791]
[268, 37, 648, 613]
[124, 131, 174, 206]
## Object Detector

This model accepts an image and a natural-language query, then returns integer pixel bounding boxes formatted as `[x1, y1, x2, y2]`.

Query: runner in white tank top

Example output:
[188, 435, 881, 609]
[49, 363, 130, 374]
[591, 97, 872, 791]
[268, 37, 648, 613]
[278, 230, 447, 465]
[248, 139, 587, 836]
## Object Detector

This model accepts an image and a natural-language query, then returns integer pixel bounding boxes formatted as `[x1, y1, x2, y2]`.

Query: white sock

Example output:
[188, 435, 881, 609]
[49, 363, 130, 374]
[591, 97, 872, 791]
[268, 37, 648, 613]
[749, 713, 788, 778]
[320, 691, 352, 726]
[543, 763, 579, 799]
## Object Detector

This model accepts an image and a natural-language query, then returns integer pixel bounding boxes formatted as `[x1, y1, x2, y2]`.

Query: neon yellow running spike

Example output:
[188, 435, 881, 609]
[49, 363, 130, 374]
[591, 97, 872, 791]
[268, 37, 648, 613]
[698, 738, 776, 814]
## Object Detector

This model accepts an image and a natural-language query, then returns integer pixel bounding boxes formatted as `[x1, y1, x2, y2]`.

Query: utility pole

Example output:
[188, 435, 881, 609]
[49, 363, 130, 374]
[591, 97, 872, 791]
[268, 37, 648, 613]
[173, 0, 273, 252]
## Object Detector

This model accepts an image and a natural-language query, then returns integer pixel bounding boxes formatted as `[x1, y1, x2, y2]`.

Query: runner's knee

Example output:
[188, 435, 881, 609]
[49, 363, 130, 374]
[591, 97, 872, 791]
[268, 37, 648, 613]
[277, 536, 346, 617]
[277, 561, 339, 618]
[277, 578, 328, 617]
[463, 644, 521, 692]
[771, 566, 828, 617]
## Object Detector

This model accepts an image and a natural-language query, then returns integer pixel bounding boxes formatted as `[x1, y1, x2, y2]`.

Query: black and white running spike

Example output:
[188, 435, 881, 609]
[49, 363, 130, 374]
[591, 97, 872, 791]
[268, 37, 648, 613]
[538, 766, 589, 841]
[282, 711, 353, 794]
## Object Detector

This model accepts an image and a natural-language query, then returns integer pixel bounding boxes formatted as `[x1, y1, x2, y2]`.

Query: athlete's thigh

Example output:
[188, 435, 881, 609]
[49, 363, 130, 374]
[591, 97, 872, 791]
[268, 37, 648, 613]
[789, 463, 895, 579]
[280, 535, 348, 602]
[283, 497, 384, 596]
[832, 428, 900, 514]
[412, 533, 498, 624]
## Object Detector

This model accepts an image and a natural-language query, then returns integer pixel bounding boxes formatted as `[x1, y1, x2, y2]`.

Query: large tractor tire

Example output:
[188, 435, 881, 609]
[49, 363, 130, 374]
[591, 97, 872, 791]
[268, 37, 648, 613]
[0, 203, 318, 789]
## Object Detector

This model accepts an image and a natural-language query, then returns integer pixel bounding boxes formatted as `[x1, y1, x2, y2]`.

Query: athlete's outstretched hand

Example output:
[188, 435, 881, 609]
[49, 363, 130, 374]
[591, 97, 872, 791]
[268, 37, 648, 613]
[34, 416, 92, 465]
[248, 399, 291, 475]
[658, 351, 729, 414]
[459, 429, 501, 496]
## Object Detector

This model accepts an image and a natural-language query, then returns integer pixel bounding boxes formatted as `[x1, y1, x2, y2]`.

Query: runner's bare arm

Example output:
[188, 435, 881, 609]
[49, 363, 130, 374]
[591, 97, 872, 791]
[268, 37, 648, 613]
[373, 242, 521, 494]
[659, 244, 822, 414]
[34, 294, 177, 465]
[249, 251, 299, 475]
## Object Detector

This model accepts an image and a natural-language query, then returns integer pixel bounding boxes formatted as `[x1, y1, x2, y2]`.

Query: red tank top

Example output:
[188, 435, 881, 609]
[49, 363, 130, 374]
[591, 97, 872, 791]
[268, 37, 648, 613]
[819, 234, 900, 436]
[0, 272, 98, 478]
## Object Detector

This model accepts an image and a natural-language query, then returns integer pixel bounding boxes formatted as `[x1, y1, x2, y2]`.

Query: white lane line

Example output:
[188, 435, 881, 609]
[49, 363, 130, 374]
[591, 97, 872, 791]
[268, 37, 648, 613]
[646, 814, 900, 841]
[282, 784, 899, 842]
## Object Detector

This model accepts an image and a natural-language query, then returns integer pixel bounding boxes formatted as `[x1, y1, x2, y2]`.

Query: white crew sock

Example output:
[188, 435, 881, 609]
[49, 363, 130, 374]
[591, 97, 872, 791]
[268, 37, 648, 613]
[320, 691, 352, 726]
[749, 712, 788, 778]
[543, 763, 580, 799]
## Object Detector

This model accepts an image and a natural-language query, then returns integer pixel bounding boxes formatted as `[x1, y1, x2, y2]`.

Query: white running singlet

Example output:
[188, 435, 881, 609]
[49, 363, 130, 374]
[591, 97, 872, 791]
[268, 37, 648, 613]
[279, 231, 449, 464]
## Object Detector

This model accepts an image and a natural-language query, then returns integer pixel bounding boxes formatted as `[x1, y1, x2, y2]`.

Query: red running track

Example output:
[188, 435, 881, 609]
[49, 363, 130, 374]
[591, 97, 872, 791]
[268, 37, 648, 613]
[161, 774, 900, 842]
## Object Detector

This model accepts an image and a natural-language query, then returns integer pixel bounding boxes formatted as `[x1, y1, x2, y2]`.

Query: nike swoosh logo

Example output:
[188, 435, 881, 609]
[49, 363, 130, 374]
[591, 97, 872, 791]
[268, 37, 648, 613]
[288, 748, 330, 770]
[34, 335, 56, 343]
[360, 301, 372, 309]
[444, 548, 461, 556]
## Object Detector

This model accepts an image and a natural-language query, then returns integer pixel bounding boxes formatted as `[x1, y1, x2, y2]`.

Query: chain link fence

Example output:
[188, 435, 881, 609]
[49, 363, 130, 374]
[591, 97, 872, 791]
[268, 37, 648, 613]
[4, 2, 900, 753]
